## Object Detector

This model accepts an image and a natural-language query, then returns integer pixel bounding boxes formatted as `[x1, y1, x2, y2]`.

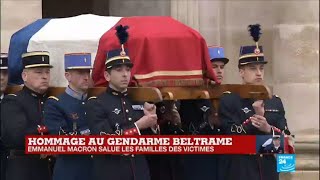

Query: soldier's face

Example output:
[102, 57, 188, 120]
[104, 65, 131, 92]
[211, 61, 225, 82]
[239, 64, 264, 85]
[273, 139, 280, 147]
[22, 68, 50, 93]
[65, 69, 91, 92]
[0, 69, 8, 93]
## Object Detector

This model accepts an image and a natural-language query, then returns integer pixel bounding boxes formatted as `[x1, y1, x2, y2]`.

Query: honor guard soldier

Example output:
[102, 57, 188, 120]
[1, 53, 9, 180]
[209, 46, 229, 83]
[259, 135, 284, 154]
[1, 51, 52, 180]
[146, 101, 185, 180]
[179, 46, 229, 136]
[86, 25, 158, 180]
[0, 53, 9, 102]
[178, 46, 229, 180]
[44, 53, 93, 180]
[218, 24, 291, 180]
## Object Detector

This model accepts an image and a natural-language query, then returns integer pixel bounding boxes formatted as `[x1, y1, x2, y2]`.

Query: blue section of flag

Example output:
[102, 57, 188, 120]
[277, 154, 296, 172]
[8, 19, 51, 85]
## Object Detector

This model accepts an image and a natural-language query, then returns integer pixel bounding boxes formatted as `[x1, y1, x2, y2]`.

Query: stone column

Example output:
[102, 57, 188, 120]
[272, 2, 319, 178]
[272, 23, 319, 134]
[109, 0, 170, 16]
[170, 0, 200, 31]
[1, 0, 42, 52]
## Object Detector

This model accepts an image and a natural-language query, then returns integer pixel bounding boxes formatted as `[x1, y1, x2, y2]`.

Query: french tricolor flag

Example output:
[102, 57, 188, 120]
[8, 14, 218, 87]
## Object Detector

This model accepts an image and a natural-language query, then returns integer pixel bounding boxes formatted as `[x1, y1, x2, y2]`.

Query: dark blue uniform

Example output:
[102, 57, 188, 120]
[86, 87, 150, 180]
[218, 93, 289, 180]
[1, 86, 52, 180]
[1, 53, 9, 180]
[146, 101, 184, 180]
[44, 87, 92, 180]
[218, 24, 291, 180]
[260, 144, 284, 154]
[179, 99, 221, 180]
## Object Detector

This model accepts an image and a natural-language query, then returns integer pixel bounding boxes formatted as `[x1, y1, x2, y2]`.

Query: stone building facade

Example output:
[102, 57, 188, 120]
[1, 0, 319, 179]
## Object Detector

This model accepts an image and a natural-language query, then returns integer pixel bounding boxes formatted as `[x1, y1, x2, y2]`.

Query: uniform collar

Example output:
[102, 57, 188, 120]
[65, 86, 87, 101]
[106, 86, 128, 97]
[23, 86, 47, 98]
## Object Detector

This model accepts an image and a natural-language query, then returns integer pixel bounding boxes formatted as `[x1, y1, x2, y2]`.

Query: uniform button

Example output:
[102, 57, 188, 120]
[82, 102, 85, 105]
[126, 109, 129, 113]
[85, 112, 87, 115]
[128, 118, 132, 121]
[41, 102, 44, 104]
[123, 101, 126, 105]
[217, 129, 220, 132]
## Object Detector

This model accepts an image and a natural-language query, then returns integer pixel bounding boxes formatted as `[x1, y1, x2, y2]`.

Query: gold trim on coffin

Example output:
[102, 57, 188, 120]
[136, 78, 205, 87]
[134, 70, 203, 80]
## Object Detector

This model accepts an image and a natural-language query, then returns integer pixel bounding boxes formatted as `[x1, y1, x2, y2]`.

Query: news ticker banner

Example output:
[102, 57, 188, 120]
[25, 135, 295, 155]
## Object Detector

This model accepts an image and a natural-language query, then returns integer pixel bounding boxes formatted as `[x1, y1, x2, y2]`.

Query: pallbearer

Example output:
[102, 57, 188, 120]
[44, 52, 93, 180]
[86, 25, 158, 180]
[1, 51, 52, 180]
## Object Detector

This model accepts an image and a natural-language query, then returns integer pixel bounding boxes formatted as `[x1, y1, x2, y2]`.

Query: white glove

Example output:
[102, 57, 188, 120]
[262, 138, 272, 147]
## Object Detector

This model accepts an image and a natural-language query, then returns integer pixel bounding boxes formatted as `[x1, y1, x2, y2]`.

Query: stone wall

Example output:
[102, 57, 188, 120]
[170, 1, 319, 178]
[170, 0, 319, 135]
[1, 0, 42, 52]
[1, 0, 319, 178]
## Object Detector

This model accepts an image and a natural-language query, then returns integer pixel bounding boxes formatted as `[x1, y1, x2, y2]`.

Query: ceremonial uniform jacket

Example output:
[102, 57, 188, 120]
[218, 92, 289, 180]
[1, 93, 6, 180]
[179, 99, 222, 135]
[260, 144, 284, 154]
[178, 99, 222, 180]
[0, 86, 51, 180]
[44, 87, 92, 180]
[86, 87, 150, 180]
[145, 101, 184, 180]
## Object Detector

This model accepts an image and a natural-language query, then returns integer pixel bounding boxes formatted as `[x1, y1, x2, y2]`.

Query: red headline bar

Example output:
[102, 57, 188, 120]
[25, 135, 257, 155]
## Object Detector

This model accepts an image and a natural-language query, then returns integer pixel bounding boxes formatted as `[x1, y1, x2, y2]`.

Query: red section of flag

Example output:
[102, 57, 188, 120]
[92, 16, 219, 87]
[25, 135, 256, 155]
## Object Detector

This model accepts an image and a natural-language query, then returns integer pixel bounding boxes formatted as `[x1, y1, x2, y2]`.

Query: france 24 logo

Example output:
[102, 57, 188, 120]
[277, 154, 296, 172]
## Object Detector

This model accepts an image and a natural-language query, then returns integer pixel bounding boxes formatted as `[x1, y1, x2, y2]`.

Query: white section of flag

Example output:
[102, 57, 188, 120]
[27, 14, 122, 86]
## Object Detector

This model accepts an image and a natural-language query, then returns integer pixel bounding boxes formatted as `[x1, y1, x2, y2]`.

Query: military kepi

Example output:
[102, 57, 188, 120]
[238, 24, 267, 67]
[272, 135, 281, 140]
[65, 53, 92, 70]
[21, 51, 53, 69]
[105, 25, 133, 69]
[0, 53, 8, 70]
[208, 46, 229, 64]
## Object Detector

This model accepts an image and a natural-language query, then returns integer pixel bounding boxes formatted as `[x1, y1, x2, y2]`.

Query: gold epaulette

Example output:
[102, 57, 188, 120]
[88, 96, 97, 100]
[223, 91, 231, 94]
[48, 96, 59, 101]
